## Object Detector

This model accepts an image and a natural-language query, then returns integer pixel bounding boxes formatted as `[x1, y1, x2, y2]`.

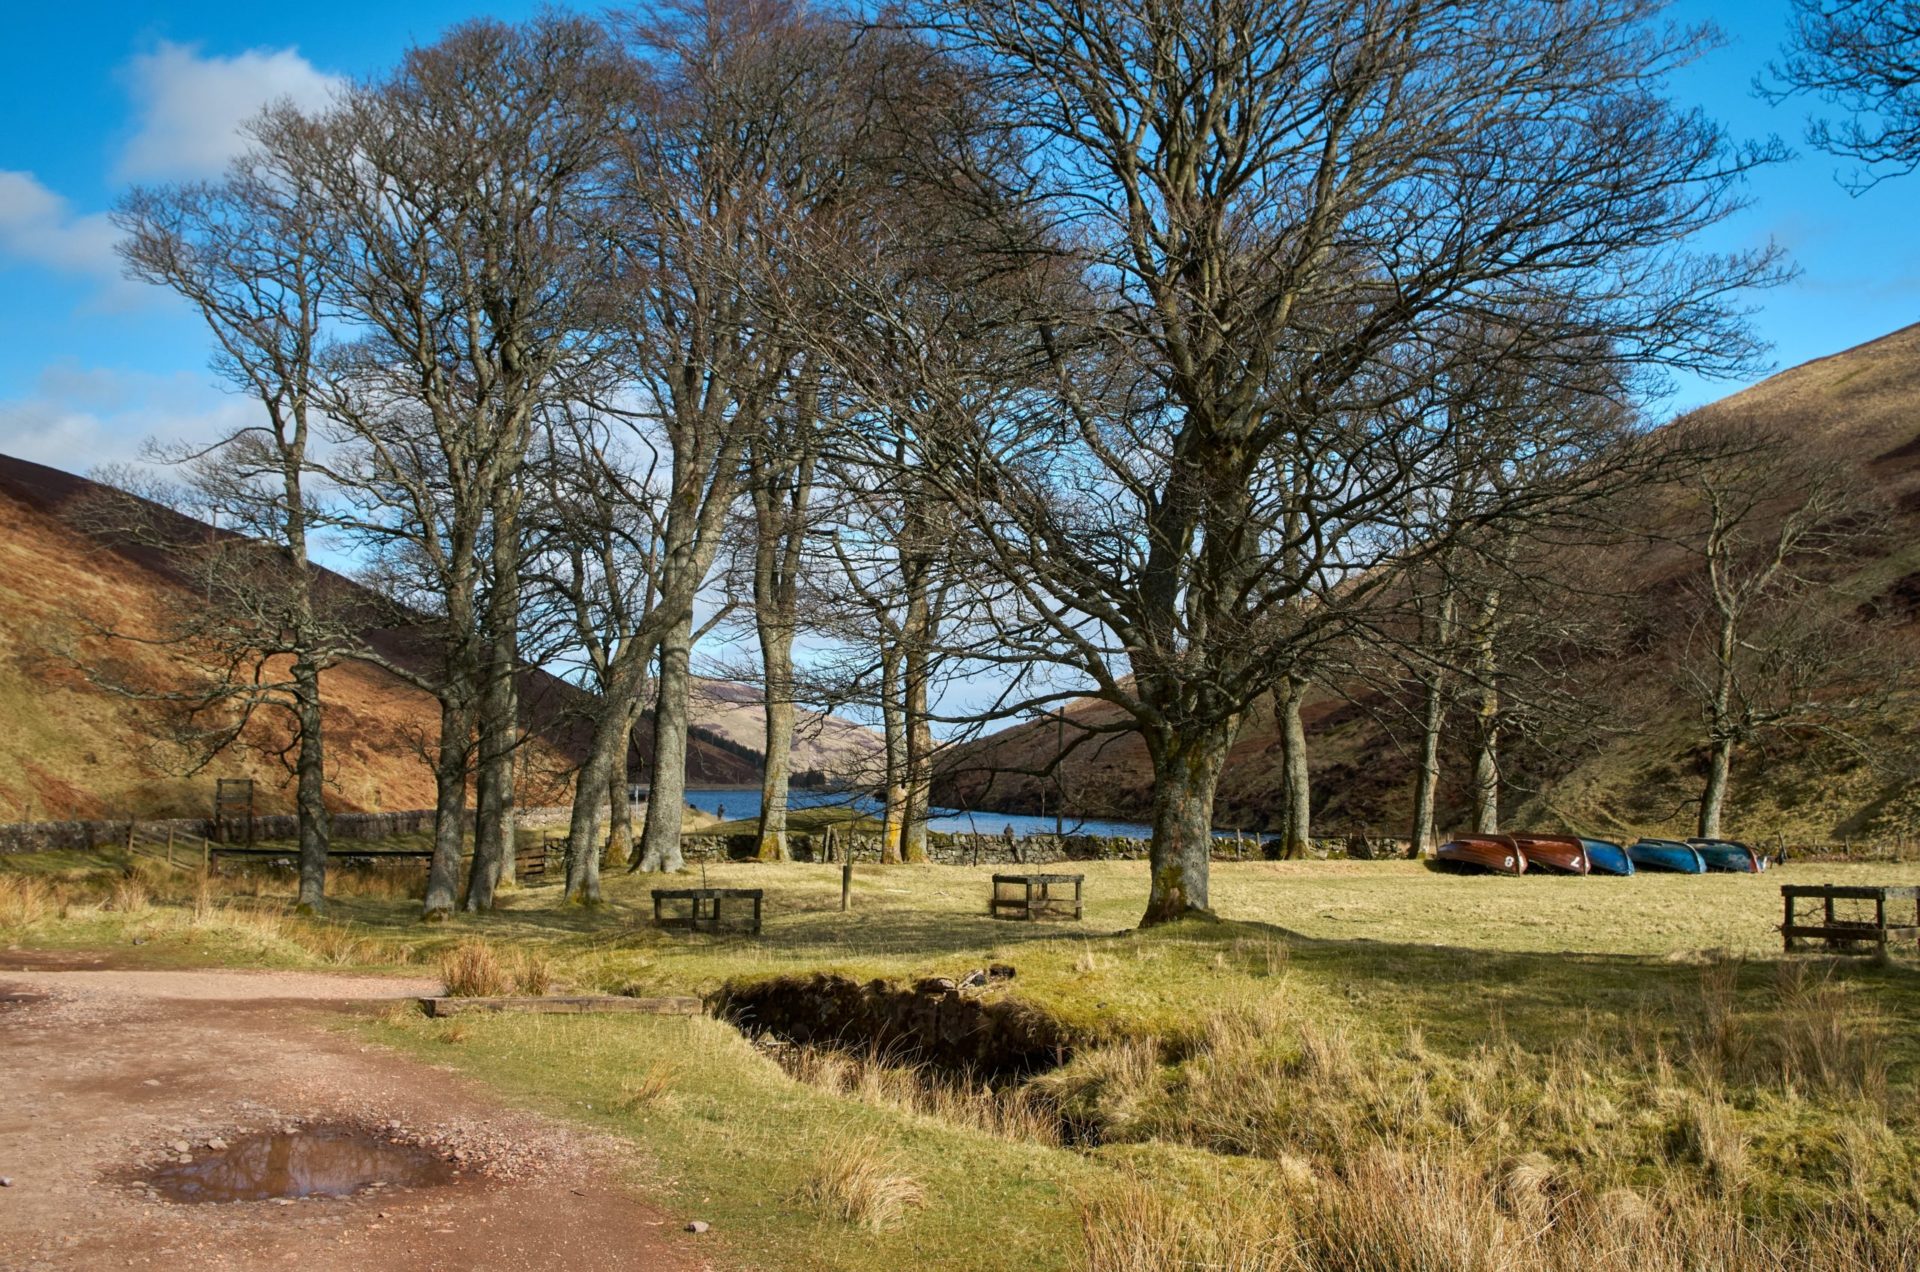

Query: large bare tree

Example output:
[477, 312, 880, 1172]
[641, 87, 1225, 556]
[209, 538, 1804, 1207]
[111, 111, 342, 911]
[878, 0, 1786, 924]
[301, 15, 630, 918]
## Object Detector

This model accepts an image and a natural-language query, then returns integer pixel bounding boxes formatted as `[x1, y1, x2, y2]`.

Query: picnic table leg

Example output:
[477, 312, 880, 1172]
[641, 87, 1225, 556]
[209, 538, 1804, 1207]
[1783, 893, 1795, 952]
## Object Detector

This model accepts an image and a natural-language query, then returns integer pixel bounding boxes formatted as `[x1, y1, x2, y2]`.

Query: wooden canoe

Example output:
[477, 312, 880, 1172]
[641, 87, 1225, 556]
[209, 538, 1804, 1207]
[1577, 838, 1635, 876]
[1688, 838, 1764, 873]
[1510, 833, 1591, 875]
[1628, 839, 1706, 873]
[1434, 835, 1525, 875]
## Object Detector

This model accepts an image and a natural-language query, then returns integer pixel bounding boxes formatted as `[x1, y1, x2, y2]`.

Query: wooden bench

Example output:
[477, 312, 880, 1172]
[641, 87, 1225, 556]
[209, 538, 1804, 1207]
[652, 887, 764, 935]
[1781, 883, 1920, 954]
[990, 873, 1084, 922]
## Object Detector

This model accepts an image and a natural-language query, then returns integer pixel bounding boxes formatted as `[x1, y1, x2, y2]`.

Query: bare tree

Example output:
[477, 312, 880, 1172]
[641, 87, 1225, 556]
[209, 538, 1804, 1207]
[870, 0, 1786, 925]
[1765, 0, 1920, 187]
[300, 15, 631, 918]
[111, 114, 342, 911]
[1667, 427, 1888, 838]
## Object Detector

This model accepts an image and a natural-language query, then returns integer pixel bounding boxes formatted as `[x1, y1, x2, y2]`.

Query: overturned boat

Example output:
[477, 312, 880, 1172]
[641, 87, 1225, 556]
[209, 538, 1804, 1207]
[1434, 835, 1525, 875]
[1577, 838, 1635, 876]
[1510, 833, 1591, 875]
[1688, 838, 1764, 873]
[1627, 838, 1706, 873]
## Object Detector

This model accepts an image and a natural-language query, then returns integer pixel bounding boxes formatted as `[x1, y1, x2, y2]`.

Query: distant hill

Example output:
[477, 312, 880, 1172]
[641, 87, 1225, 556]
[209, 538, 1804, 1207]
[0, 454, 880, 822]
[936, 324, 1920, 843]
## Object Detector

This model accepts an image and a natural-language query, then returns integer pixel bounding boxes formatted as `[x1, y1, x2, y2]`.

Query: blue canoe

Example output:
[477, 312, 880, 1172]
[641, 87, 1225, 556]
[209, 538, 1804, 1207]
[1627, 838, 1706, 873]
[1578, 838, 1635, 876]
[1688, 838, 1764, 873]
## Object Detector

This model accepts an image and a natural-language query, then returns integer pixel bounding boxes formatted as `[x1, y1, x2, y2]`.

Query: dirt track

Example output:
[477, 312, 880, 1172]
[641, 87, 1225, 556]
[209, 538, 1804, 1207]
[0, 954, 717, 1270]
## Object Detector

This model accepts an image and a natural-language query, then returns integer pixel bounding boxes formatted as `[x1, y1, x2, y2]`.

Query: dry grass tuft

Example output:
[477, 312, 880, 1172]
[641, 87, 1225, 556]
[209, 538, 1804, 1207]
[616, 1061, 678, 1113]
[0, 874, 53, 928]
[512, 949, 554, 996]
[106, 875, 150, 913]
[440, 939, 513, 998]
[797, 1135, 924, 1232]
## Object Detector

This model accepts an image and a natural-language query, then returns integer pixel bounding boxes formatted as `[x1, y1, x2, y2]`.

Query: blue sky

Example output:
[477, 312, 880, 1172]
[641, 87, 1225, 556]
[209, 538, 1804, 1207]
[1, 1, 1915, 474]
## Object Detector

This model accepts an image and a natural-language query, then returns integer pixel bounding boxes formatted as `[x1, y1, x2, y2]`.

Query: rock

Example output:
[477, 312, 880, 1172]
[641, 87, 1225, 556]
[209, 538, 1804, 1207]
[169, 1141, 190, 1155]
[958, 969, 987, 989]
[685, 1220, 709, 1234]
[913, 976, 957, 996]
[1, 1176, 13, 1187]
[988, 963, 1016, 981]
[141, 1079, 161, 1087]
[205, 1138, 227, 1151]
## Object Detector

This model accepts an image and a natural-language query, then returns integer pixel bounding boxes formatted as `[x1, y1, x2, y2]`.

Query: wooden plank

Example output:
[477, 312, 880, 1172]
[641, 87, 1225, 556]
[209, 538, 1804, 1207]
[1782, 924, 1919, 941]
[1780, 885, 1920, 901]
[420, 995, 702, 1018]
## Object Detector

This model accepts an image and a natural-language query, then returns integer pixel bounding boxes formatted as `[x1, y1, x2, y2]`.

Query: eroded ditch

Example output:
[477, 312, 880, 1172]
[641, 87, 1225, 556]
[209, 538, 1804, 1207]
[716, 967, 1106, 1145]
[135, 1123, 457, 1204]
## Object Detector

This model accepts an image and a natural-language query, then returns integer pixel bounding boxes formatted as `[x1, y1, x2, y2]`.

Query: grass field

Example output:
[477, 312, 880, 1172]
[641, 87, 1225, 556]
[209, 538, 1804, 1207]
[6, 851, 1919, 1269]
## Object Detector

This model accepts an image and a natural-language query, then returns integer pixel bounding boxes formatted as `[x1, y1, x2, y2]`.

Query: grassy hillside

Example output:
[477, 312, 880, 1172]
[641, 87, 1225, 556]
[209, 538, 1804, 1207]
[0, 454, 878, 822]
[938, 325, 1920, 845]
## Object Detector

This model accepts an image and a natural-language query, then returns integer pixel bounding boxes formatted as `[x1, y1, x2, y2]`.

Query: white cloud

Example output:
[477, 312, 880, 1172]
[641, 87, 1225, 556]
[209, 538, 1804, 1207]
[0, 364, 256, 474]
[0, 171, 121, 279]
[115, 41, 343, 183]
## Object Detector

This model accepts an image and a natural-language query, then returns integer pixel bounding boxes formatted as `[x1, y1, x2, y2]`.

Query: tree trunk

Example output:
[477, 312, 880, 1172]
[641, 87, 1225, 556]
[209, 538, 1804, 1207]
[1276, 676, 1310, 859]
[1472, 710, 1500, 835]
[1699, 604, 1740, 839]
[291, 656, 330, 914]
[1141, 723, 1234, 925]
[901, 570, 932, 864]
[1408, 669, 1446, 858]
[605, 698, 639, 869]
[465, 647, 516, 911]
[756, 633, 795, 862]
[637, 611, 693, 874]
[565, 657, 653, 903]
[422, 692, 473, 920]
[880, 640, 905, 864]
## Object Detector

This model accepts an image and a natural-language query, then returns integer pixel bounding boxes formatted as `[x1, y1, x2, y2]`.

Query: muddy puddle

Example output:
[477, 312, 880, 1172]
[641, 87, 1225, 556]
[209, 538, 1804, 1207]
[139, 1125, 456, 1203]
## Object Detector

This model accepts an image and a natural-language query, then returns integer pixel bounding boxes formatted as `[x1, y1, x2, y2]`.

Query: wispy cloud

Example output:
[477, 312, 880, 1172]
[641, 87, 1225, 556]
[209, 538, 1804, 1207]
[114, 40, 343, 183]
[0, 363, 255, 473]
[0, 171, 121, 279]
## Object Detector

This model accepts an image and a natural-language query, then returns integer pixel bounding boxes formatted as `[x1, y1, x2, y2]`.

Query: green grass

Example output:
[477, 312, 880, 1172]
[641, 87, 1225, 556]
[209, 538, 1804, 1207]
[8, 853, 1920, 1269]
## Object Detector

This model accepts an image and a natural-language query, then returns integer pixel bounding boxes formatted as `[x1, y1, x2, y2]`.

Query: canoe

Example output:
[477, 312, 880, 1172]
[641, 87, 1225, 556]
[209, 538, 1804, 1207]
[1577, 838, 1635, 876]
[1688, 838, 1764, 873]
[1434, 835, 1525, 875]
[1627, 838, 1706, 874]
[1510, 834, 1590, 875]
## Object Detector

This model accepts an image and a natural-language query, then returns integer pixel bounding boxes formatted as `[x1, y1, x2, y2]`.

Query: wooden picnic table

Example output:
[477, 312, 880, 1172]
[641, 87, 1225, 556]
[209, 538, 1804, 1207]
[1781, 883, 1920, 954]
[990, 872, 1084, 922]
[652, 886, 764, 935]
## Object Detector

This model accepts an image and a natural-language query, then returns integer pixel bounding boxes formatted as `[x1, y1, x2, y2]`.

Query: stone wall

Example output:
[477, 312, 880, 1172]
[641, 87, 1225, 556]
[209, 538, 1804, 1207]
[0, 809, 433, 856]
[677, 828, 1413, 864]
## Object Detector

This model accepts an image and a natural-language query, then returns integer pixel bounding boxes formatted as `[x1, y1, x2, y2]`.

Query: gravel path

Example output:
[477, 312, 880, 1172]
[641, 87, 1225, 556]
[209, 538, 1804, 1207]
[0, 958, 718, 1270]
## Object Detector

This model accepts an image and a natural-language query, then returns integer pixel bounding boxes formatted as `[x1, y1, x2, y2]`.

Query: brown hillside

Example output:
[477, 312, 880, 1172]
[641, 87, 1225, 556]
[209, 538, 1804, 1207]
[0, 455, 876, 821]
[937, 324, 1920, 842]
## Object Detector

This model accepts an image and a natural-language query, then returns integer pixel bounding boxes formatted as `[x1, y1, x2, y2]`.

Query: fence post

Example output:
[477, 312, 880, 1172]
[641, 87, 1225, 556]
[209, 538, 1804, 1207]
[841, 860, 853, 912]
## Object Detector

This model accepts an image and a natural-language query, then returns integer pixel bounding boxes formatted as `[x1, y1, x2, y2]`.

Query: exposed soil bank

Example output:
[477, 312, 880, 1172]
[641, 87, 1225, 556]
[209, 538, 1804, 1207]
[716, 970, 1072, 1079]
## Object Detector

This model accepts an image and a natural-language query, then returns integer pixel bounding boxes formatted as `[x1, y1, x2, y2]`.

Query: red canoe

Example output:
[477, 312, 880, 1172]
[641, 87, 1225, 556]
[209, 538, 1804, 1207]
[1510, 833, 1591, 875]
[1435, 835, 1525, 875]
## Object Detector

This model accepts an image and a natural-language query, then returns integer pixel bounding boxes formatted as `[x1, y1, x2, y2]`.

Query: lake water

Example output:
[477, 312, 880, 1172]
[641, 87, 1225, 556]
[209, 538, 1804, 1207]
[677, 786, 1165, 839]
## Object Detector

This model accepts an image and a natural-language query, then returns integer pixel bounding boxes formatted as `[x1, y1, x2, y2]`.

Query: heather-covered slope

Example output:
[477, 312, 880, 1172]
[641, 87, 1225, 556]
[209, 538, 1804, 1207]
[938, 324, 1920, 843]
[0, 455, 878, 821]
